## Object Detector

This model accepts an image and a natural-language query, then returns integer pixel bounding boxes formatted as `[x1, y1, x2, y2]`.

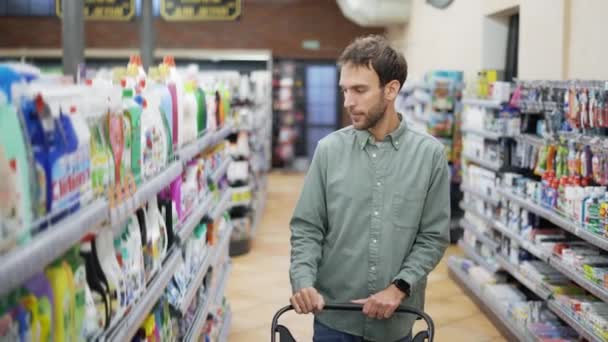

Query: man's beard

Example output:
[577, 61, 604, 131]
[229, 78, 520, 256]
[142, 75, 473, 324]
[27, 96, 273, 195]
[351, 97, 388, 131]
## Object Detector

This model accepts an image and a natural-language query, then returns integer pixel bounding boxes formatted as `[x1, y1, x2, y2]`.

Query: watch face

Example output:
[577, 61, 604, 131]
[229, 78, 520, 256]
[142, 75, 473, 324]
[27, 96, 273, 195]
[426, 0, 454, 9]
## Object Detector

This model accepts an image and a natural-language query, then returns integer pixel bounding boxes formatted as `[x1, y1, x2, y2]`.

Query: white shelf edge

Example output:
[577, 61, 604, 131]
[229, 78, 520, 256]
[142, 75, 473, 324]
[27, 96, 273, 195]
[178, 196, 214, 243]
[459, 201, 496, 227]
[217, 309, 232, 342]
[211, 158, 232, 185]
[547, 301, 601, 342]
[184, 226, 233, 342]
[208, 189, 233, 223]
[179, 248, 213, 315]
[462, 153, 502, 172]
[498, 189, 608, 252]
[460, 219, 499, 251]
[448, 259, 532, 341]
[462, 98, 503, 109]
[0, 198, 108, 296]
[549, 257, 608, 304]
[108, 249, 183, 341]
[458, 240, 500, 273]
[461, 184, 500, 206]
[494, 255, 552, 300]
[491, 220, 550, 262]
[213, 262, 232, 306]
[461, 126, 503, 141]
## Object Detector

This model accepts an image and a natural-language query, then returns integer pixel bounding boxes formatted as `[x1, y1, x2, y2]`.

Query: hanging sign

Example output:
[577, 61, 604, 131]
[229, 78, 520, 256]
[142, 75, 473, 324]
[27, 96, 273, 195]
[56, 0, 135, 21]
[161, 0, 241, 21]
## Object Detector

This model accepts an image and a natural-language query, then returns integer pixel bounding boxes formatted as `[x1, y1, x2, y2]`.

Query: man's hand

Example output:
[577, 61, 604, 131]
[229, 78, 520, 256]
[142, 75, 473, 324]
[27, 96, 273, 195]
[351, 284, 407, 319]
[290, 287, 325, 314]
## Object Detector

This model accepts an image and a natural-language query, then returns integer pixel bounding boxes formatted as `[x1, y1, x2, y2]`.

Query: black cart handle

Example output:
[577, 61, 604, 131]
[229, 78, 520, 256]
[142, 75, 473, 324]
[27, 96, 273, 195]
[271, 303, 434, 342]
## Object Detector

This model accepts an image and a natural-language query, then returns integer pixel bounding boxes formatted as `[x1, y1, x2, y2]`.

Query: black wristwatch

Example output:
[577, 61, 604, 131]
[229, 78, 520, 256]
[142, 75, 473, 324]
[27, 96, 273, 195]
[392, 279, 411, 297]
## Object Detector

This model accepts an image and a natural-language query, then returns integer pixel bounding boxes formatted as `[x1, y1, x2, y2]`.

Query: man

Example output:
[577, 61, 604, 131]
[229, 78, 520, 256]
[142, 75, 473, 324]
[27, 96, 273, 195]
[288, 35, 450, 342]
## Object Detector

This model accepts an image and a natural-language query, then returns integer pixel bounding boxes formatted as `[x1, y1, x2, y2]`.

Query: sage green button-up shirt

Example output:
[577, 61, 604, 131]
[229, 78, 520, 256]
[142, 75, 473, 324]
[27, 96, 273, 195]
[289, 117, 450, 342]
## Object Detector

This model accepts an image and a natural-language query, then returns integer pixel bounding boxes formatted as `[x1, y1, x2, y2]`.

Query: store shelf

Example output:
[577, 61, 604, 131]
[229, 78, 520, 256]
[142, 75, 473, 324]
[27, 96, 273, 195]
[218, 309, 232, 342]
[111, 162, 183, 230]
[107, 248, 183, 341]
[458, 240, 500, 273]
[461, 183, 500, 206]
[207, 189, 233, 223]
[178, 124, 235, 163]
[517, 134, 545, 147]
[213, 262, 232, 305]
[462, 152, 502, 172]
[185, 295, 212, 342]
[179, 248, 212, 315]
[448, 259, 531, 342]
[177, 196, 214, 243]
[549, 257, 608, 304]
[547, 301, 602, 342]
[498, 189, 608, 252]
[461, 126, 504, 141]
[184, 226, 233, 342]
[210, 158, 232, 185]
[491, 220, 550, 262]
[459, 201, 496, 227]
[460, 219, 499, 251]
[494, 255, 552, 300]
[0, 198, 108, 296]
[462, 98, 503, 109]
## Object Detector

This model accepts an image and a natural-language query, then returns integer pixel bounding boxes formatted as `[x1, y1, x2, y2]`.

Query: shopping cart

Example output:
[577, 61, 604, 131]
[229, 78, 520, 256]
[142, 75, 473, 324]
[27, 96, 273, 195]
[271, 303, 434, 342]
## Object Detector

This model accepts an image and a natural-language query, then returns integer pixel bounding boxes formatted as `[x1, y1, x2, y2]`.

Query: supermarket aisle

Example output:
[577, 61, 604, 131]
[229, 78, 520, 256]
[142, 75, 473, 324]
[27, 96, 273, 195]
[226, 172, 506, 342]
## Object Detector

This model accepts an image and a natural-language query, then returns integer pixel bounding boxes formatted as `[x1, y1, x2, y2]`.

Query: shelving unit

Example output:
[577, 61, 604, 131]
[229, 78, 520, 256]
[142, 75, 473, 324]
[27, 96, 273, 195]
[460, 183, 500, 205]
[458, 240, 500, 273]
[547, 301, 603, 342]
[462, 152, 502, 172]
[460, 126, 504, 141]
[498, 188, 608, 251]
[460, 219, 499, 250]
[106, 248, 183, 341]
[549, 257, 608, 303]
[177, 196, 214, 243]
[462, 98, 503, 109]
[0, 199, 108, 296]
[184, 225, 233, 342]
[218, 309, 233, 342]
[494, 255, 552, 300]
[448, 258, 532, 342]
[210, 158, 232, 185]
[178, 248, 212, 315]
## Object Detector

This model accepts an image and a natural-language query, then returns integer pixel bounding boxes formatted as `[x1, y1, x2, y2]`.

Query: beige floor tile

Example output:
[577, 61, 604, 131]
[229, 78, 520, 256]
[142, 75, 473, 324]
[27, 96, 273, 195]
[227, 172, 505, 341]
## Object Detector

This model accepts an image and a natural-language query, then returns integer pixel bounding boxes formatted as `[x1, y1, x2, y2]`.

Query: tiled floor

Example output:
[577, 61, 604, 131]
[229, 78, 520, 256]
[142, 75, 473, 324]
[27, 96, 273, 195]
[226, 172, 506, 342]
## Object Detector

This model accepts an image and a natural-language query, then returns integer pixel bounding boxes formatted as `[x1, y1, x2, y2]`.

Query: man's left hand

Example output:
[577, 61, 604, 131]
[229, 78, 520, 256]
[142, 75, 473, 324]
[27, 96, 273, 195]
[351, 284, 407, 319]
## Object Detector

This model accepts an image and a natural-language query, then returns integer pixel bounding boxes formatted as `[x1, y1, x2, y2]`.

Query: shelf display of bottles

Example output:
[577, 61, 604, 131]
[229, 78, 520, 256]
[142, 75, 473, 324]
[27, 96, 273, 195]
[456, 77, 608, 342]
[0, 55, 266, 341]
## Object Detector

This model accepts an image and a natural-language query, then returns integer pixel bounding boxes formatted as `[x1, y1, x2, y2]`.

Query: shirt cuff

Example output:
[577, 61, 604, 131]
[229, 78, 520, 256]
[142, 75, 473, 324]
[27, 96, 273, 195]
[291, 277, 315, 293]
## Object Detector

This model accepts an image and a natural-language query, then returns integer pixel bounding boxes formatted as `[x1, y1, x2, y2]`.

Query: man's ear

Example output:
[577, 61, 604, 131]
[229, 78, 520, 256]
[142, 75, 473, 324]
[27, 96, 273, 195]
[384, 80, 401, 101]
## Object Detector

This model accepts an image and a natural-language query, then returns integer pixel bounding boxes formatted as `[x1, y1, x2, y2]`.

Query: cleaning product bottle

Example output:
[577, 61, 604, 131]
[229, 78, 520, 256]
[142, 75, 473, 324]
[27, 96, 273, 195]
[24, 272, 54, 342]
[164, 56, 186, 148]
[206, 88, 217, 131]
[196, 86, 207, 135]
[182, 81, 199, 145]
[107, 109, 125, 184]
[45, 259, 75, 342]
[80, 236, 109, 332]
[65, 246, 87, 341]
[95, 228, 125, 324]
[69, 106, 93, 206]
[123, 88, 143, 184]
[0, 102, 33, 249]
[20, 293, 41, 342]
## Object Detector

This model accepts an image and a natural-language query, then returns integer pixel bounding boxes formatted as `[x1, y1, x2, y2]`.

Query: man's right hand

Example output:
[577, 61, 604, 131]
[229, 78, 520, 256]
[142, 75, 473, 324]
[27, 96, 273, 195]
[290, 287, 325, 314]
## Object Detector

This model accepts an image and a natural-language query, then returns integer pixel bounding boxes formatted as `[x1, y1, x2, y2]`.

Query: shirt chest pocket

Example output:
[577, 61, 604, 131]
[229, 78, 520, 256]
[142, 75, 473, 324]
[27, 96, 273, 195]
[392, 193, 425, 230]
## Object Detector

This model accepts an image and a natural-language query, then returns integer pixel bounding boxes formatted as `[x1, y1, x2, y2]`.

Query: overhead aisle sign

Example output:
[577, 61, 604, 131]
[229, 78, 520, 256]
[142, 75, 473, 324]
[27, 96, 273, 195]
[161, 0, 241, 21]
[56, 0, 135, 20]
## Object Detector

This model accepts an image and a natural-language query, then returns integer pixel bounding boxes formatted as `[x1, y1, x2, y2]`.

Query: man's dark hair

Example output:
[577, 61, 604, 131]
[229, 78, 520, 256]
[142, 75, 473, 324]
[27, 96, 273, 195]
[338, 35, 408, 90]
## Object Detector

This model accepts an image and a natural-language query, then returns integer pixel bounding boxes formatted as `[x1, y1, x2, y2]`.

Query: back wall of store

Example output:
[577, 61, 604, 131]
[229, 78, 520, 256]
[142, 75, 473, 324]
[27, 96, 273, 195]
[0, 0, 383, 59]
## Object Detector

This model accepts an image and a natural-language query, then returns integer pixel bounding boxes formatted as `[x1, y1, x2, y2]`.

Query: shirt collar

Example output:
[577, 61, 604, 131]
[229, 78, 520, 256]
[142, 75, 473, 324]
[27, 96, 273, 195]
[354, 113, 407, 150]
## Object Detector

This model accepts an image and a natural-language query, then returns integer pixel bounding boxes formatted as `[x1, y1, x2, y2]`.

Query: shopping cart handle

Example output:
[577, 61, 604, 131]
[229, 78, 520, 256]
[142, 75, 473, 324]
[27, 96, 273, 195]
[271, 303, 434, 342]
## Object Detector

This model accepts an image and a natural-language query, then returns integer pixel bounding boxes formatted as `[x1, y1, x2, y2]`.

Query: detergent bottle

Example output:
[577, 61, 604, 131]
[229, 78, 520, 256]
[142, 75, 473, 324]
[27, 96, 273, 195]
[80, 235, 110, 331]
[45, 259, 75, 342]
[0, 66, 34, 248]
[24, 272, 54, 342]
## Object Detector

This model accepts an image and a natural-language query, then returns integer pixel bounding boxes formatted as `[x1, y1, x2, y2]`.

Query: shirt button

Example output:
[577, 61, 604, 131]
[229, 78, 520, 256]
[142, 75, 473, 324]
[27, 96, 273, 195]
[373, 239, 377, 243]
[377, 182, 381, 186]
[372, 153, 376, 158]
[374, 211, 379, 216]
[371, 266, 376, 271]
[396, 141, 399, 145]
